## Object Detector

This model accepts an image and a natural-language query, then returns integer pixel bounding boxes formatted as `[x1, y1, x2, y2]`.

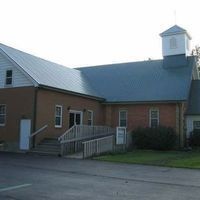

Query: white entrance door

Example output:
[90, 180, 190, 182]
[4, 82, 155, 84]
[20, 119, 31, 150]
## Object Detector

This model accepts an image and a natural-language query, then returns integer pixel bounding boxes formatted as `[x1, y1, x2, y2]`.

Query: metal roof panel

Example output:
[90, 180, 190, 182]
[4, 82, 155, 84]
[0, 44, 102, 99]
[78, 56, 194, 102]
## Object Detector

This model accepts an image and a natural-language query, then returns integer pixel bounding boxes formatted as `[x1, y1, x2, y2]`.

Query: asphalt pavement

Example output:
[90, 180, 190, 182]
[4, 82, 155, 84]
[0, 152, 200, 200]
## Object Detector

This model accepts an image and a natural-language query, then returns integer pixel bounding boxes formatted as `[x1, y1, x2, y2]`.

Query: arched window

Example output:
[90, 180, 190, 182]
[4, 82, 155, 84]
[170, 37, 177, 49]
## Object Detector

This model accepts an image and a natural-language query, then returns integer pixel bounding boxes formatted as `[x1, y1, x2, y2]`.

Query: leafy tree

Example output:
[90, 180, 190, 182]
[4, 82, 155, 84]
[192, 46, 200, 78]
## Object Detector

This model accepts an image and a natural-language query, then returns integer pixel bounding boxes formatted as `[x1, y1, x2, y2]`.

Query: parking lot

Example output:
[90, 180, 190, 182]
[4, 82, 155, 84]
[1, 152, 200, 200]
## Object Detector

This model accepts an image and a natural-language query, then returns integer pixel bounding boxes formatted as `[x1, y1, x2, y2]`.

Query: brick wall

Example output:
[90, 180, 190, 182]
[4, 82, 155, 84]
[35, 88, 105, 139]
[0, 87, 35, 144]
[0, 85, 183, 148]
[105, 103, 177, 132]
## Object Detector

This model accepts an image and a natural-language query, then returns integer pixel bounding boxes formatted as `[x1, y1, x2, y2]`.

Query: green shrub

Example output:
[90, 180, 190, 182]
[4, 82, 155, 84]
[132, 126, 177, 150]
[189, 129, 200, 146]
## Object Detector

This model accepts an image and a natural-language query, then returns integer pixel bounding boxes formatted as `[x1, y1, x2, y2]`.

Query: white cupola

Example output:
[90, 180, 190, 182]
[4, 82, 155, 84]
[160, 25, 192, 57]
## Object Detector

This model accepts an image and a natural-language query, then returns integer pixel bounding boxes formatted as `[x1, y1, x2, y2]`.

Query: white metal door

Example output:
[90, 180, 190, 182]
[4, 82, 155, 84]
[20, 119, 31, 150]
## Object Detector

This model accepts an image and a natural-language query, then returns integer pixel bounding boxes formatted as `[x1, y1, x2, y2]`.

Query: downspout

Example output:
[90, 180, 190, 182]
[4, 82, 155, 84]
[32, 87, 38, 147]
[179, 103, 182, 147]
[179, 102, 186, 148]
[176, 103, 184, 148]
[176, 103, 180, 147]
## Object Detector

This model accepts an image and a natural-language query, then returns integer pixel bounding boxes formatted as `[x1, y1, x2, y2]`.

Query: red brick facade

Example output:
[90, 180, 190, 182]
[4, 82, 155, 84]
[0, 87, 35, 143]
[35, 88, 105, 139]
[0, 86, 183, 149]
[105, 103, 177, 132]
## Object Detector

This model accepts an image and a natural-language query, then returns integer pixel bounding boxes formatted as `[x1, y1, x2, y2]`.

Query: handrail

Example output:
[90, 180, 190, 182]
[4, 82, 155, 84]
[59, 124, 115, 156]
[83, 135, 114, 158]
[59, 124, 115, 144]
[30, 124, 48, 138]
[58, 125, 75, 141]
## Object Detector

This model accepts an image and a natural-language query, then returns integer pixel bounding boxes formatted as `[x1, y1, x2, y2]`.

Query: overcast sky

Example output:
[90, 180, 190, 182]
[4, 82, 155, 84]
[0, 0, 199, 68]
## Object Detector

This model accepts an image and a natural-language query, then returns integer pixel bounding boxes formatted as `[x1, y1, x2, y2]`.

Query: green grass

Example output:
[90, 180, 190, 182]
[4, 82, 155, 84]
[94, 150, 200, 169]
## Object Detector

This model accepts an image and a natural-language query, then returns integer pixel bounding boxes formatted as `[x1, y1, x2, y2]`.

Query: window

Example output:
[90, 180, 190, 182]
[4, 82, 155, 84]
[149, 108, 159, 128]
[119, 110, 127, 127]
[55, 105, 62, 128]
[87, 110, 93, 126]
[0, 105, 6, 126]
[193, 121, 200, 130]
[170, 37, 177, 49]
[5, 70, 13, 86]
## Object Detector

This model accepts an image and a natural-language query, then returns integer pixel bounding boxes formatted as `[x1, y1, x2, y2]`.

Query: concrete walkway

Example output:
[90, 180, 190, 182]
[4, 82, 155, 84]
[64, 151, 83, 159]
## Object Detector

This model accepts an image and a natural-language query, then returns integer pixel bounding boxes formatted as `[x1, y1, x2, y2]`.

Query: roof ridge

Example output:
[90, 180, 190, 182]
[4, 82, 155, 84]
[76, 59, 163, 70]
[0, 43, 78, 72]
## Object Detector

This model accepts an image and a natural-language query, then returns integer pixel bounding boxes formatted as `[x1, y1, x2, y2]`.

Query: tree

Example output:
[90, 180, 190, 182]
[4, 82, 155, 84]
[192, 46, 200, 78]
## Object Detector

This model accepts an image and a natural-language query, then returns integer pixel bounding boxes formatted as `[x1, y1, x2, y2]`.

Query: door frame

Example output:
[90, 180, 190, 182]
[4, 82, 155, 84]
[69, 110, 83, 126]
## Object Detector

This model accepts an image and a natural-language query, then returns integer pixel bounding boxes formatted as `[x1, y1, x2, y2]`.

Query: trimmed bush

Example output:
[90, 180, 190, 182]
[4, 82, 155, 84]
[132, 126, 177, 150]
[189, 129, 200, 147]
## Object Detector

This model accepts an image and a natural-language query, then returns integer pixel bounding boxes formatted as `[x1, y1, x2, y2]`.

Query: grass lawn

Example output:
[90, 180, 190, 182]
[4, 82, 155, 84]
[94, 150, 200, 169]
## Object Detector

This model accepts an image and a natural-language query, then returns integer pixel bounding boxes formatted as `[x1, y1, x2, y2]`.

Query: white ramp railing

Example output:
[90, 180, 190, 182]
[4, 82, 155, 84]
[58, 125, 115, 155]
[83, 135, 114, 158]
[58, 125, 114, 143]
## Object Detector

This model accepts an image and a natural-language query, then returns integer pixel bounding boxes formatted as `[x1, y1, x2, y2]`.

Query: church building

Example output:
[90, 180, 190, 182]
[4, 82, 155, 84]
[0, 25, 199, 152]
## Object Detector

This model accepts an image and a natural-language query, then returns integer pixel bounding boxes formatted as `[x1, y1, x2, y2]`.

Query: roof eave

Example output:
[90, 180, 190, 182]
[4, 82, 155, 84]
[160, 31, 192, 40]
[38, 84, 105, 101]
[185, 113, 200, 116]
[103, 100, 187, 105]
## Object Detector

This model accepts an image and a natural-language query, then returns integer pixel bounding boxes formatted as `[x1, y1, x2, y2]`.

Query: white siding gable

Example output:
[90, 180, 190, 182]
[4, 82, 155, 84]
[0, 52, 33, 88]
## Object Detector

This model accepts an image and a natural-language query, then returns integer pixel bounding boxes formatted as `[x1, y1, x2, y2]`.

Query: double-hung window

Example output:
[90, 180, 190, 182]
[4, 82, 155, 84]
[119, 110, 127, 127]
[55, 105, 62, 128]
[149, 108, 159, 128]
[87, 110, 93, 126]
[0, 105, 6, 126]
[5, 70, 13, 86]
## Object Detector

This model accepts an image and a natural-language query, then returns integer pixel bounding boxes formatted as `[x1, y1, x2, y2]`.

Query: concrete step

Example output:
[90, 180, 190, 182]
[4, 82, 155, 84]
[38, 143, 60, 147]
[33, 146, 60, 152]
[42, 138, 60, 144]
[30, 137, 61, 156]
[29, 150, 61, 156]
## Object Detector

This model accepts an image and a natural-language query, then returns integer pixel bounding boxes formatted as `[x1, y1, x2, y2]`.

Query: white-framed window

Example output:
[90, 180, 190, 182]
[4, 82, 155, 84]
[119, 110, 127, 127]
[0, 105, 6, 126]
[55, 105, 62, 128]
[5, 70, 13, 86]
[87, 110, 93, 126]
[170, 37, 177, 49]
[149, 108, 159, 128]
[193, 121, 200, 130]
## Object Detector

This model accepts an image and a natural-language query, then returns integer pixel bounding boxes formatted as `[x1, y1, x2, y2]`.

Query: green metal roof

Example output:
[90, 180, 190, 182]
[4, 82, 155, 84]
[0, 43, 195, 103]
[78, 56, 195, 102]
